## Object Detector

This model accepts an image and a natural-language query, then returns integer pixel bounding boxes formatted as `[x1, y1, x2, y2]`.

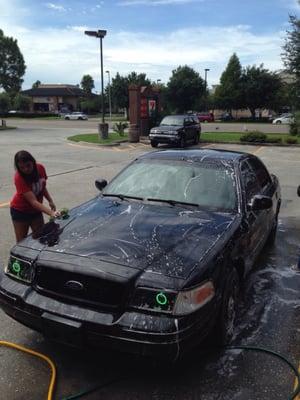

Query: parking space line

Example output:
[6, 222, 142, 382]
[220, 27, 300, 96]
[294, 362, 300, 400]
[253, 146, 263, 155]
[0, 202, 9, 208]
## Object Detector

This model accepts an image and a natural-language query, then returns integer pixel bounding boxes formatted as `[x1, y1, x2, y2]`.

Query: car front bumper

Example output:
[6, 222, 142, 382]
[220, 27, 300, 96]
[0, 270, 218, 359]
[149, 134, 180, 144]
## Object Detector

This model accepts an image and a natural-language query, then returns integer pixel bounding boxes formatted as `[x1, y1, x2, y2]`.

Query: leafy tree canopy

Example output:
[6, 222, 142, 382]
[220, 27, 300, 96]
[13, 94, 32, 111]
[241, 64, 282, 118]
[282, 15, 300, 78]
[166, 65, 205, 113]
[0, 92, 11, 113]
[80, 74, 95, 96]
[214, 53, 243, 111]
[32, 80, 41, 89]
[0, 29, 26, 93]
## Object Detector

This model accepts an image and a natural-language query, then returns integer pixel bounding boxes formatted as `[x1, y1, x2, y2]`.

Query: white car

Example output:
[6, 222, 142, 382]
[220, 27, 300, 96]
[64, 112, 88, 120]
[272, 115, 294, 124]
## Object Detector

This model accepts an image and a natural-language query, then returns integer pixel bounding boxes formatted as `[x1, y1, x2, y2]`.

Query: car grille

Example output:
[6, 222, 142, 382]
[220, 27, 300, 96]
[34, 265, 126, 309]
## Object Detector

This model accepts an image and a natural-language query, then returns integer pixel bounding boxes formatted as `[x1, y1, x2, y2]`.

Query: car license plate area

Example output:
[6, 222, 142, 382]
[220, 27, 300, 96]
[42, 312, 83, 346]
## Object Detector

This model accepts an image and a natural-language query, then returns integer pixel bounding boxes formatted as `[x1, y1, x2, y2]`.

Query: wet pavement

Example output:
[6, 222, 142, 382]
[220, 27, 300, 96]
[0, 123, 299, 399]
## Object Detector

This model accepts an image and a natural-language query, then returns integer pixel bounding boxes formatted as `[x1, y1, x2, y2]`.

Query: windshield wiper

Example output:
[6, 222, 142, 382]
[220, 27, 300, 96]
[147, 198, 199, 207]
[102, 193, 143, 201]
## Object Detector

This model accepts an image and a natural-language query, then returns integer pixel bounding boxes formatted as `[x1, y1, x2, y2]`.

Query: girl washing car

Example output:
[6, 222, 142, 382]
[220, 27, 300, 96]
[10, 150, 60, 242]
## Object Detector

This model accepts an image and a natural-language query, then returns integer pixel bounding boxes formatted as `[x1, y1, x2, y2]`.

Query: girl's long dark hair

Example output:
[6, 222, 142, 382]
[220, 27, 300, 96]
[14, 150, 39, 183]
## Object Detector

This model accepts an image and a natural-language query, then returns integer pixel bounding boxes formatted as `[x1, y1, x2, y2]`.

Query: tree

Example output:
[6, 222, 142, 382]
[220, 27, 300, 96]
[241, 65, 282, 118]
[0, 92, 11, 114]
[282, 15, 300, 78]
[13, 94, 32, 111]
[282, 15, 300, 109]
[0, 29, 26, 93]
[110, 71, 151, 115]
[214, 53, 243, 112]
[166, 65, 205, 113]
[80, 74, 95, 96]
[32, 80, 41, 89]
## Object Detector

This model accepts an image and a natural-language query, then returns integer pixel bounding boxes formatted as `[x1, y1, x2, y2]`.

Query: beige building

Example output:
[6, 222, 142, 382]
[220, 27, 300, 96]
[22, 84, 86, 112]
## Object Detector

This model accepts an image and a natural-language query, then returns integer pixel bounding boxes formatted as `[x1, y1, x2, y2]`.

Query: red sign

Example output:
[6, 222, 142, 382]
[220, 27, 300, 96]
[140, 98, 148, 118]
[148, 99, 156, 113]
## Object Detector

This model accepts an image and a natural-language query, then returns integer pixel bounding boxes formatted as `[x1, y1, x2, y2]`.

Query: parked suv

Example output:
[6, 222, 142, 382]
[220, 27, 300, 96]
[197, 112, 214, 123]
[149, 115, 201, 148]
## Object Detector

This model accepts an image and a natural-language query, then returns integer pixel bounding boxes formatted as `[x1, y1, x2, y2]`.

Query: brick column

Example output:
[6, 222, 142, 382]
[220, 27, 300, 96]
[128, 85, 141, 142]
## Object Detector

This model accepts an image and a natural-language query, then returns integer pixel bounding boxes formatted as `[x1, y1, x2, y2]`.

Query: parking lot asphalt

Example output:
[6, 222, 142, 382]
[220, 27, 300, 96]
[0, 121, 299, 399]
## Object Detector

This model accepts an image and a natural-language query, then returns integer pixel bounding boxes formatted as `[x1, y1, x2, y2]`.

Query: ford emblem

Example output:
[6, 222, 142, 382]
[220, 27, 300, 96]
[65, 280, 84, 291]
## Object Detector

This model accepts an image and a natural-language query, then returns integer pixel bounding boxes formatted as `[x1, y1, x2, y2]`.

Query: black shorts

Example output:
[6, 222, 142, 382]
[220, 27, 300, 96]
[10, 207, 43, 223]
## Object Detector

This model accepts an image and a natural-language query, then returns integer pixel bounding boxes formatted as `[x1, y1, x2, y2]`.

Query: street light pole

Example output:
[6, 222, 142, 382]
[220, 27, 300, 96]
[204, 68, 210, 111]
[106, 70, 112, 120]
[85, 29, 108, 138]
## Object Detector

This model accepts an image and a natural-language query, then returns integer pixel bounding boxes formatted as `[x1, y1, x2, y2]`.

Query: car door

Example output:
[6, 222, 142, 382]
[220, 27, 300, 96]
[239, 159, 269, 272]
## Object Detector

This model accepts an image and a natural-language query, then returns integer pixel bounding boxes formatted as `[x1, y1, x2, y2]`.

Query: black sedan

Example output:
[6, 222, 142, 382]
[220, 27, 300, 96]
[149, 115, 201, 148]
[0, 149, 281, 359]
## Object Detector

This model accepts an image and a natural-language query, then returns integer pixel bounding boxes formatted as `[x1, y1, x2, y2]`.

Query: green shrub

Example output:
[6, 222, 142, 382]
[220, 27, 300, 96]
[289, 122, 298, 136]
[266, 137, 282, 143]
[240, 131, 267, 143]
[113, 122, 128, 137]
[285, 136, 298, 144]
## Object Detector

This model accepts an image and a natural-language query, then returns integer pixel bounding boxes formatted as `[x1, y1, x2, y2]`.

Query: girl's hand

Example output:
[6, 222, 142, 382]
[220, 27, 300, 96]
[50, 210, 61, 218]
[49, 201, 56, 211]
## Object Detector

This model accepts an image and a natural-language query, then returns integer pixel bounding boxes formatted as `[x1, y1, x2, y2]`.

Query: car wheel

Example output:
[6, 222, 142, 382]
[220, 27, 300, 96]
[65, 117, 70, 120]
[179, 135, 186, 148]
[215, 269, 239, 345]
[194, 132, 200, 145]
[78, 117, 83, 120]
[151, 140, 158, 148]
[276, 121, 282, 124]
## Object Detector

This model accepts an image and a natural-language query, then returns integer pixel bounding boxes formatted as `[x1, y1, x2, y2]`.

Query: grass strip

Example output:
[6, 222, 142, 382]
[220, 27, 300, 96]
[68, 132, 128, 144]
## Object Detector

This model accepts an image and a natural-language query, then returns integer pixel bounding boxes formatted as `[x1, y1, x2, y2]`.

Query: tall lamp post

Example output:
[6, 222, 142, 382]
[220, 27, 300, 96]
[106, 70, 112, 120]
[204, 68, 210, 111]
[84, 29, 108, 138]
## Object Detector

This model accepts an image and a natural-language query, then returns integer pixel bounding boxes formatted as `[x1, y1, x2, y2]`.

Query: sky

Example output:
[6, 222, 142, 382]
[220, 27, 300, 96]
[0, 0, 299, 91]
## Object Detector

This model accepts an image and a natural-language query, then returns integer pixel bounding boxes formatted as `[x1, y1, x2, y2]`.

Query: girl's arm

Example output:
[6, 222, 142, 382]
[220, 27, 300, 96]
[23, 191, 59, 217]
[44, 188, 56, 210]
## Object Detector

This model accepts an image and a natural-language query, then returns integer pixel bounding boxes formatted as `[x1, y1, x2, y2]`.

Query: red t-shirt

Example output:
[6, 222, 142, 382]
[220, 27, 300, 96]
[10, 163, 48, 213]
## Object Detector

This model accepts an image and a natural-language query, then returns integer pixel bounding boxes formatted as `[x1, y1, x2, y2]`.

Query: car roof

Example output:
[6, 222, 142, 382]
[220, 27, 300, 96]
[138, 148, 249, 163]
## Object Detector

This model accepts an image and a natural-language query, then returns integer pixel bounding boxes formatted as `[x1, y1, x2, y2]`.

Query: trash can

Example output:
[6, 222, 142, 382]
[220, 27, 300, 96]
[98, 123, 109, 140]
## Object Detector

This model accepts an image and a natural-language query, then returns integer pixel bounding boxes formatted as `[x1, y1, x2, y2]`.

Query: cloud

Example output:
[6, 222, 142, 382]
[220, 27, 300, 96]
[119, 0, 202, 5]
[44, 3, 67, 12]
[0, 16, 284, 90]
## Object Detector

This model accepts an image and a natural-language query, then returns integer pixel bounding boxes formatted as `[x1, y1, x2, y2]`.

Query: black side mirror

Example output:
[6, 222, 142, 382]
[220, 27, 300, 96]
[249, 195, 273, 211]
[95, 179, 107, 191]
[297, 185, 300, 197]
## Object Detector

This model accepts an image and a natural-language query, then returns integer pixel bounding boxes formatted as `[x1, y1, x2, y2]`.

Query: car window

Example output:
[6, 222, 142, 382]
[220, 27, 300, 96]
[247, 158, 272, 190]
[240, 160, 261, 202]
[104, 160, 237, 211]
[160, 116, 184, 126]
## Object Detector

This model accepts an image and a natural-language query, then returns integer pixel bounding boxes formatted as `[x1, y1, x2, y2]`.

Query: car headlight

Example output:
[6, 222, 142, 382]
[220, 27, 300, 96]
[150, 129, 157, 134]
[173, 281, 215, 316]
[130, 281, 215, 315]
[5, 255, 34, 283]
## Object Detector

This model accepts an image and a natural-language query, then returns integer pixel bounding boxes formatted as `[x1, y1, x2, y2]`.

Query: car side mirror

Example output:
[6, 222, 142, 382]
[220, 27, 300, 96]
[297, 185, 300, 197]
[95, 179, 107, 191]
[249, 195, 273, 211]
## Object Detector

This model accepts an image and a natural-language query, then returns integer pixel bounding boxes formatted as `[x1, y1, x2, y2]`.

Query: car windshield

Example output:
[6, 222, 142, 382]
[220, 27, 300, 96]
[160, 116, 184, 126]
[103, 160, 237, 211]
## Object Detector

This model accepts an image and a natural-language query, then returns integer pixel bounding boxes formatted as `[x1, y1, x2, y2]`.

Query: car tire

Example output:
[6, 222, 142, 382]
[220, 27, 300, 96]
[78, 117, 83, 120]
[65, 117, 70, 120]
[215, 269, 240, 345]
[179, 135, 186, 148]
[151, 140, 158, 148]
[194, 132, 200, 145]
[276, 121, 282, 124]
